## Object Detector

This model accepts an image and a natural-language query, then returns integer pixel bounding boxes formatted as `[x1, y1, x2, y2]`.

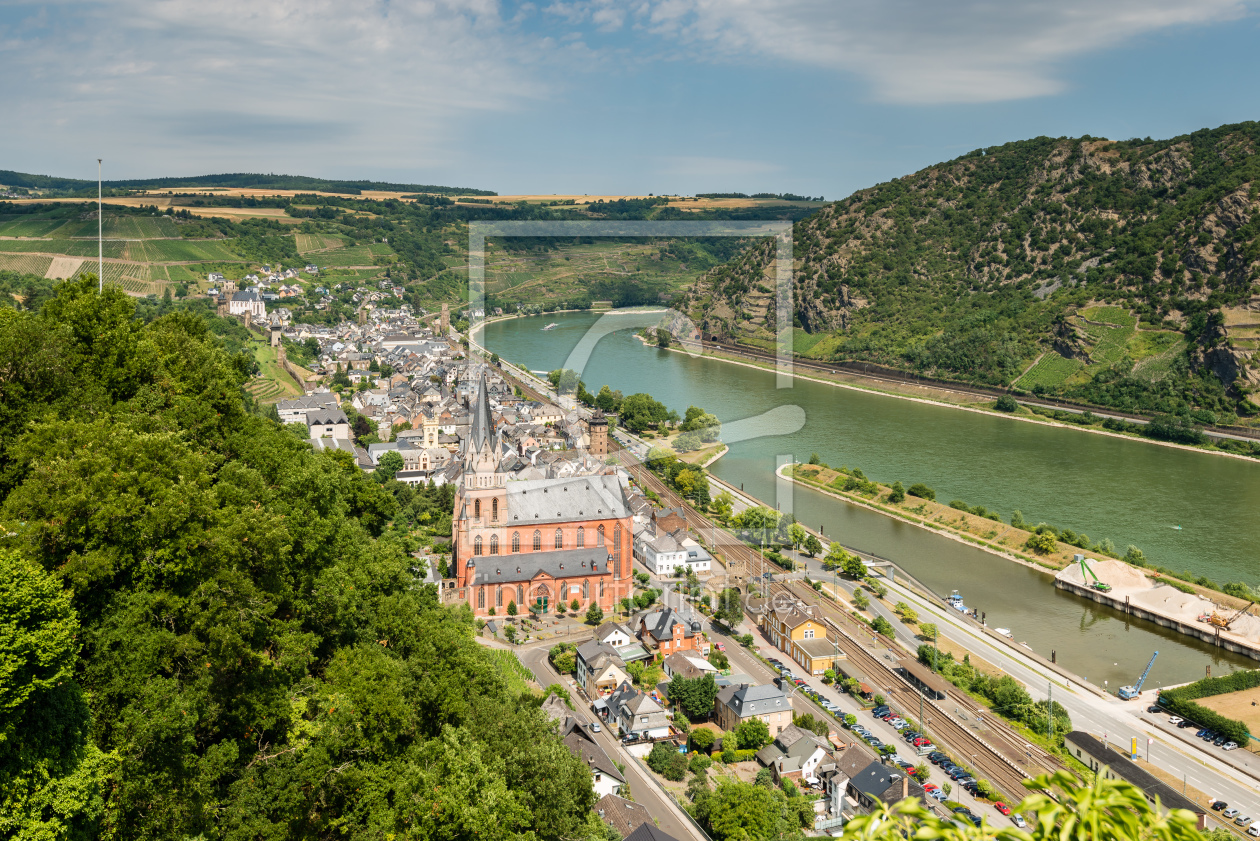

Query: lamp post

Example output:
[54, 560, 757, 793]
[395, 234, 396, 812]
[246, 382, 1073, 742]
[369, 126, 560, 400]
[97, 159, 102, 292]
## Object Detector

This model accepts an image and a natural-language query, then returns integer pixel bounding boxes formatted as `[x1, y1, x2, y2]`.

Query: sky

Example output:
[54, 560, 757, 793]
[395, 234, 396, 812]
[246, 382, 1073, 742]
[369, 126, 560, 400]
[3, 0, 1260, 199]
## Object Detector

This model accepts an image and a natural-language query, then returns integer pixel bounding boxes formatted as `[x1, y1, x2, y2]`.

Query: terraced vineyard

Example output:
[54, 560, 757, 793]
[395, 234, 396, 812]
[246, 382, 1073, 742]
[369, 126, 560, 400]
[0, 238, 128, 258]
[314, 242, 395, 267]
[296, 233, 345, 253]
[1013, 305, 1185, 390]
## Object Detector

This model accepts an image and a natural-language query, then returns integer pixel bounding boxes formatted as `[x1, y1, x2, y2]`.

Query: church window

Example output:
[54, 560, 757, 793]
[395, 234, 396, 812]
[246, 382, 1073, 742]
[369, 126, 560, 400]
[597, 524, 605, 546]
[577, 527, 585, 548]
[512, 532, 520, 553]
[555, 529, 563, 549]
[599, 579, 605, 599]
[582, 580, 589, 600]
[474, 536, 483, 556]
[496, 586, 503, 607]
[517, 585, 524, 605]
[474, 499, 481, 519]
[477, 587, 485, 609]
[613, 527, 621, 550]
[533, 530, 541, 551]
[491, 498, 498, 522]
[490, 535, 499, 555]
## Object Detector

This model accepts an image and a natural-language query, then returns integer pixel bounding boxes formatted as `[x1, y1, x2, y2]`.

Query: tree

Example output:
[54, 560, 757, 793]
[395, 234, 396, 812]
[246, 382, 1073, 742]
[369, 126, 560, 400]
[735, 717, 770, 749]
[901, 607, 918, 624]
[1026, 531, 1059, 554]
[888, 481, 906, 503]
[872, 616, 895, 637]
[715, 588, 743, 628]
[711, 491, 734, 522]
[823, 669, 836, 684]
[690, 727, 716, 752]
[375, 449, 404, 482]
[504, 624, 518, 644]
[995, 394, 1018, 412]
[549, 643, 577, 674]
[570, 598, 581, 612]
[619, 392, 671, 432]
[912, 764, 930, 783]
[669, 673, 720, 721]
[918, 623, 938, 642]
[736, 506, 780, 544]
[585, 603, 604, 625]
[594, 385, 623, 413]
[907, 483, 935, 501]
[852, 589, 870, 611]
[507, 600, 518, 616]
[803, 534, 823, 557]
[647, 741, 674, 774]
[788, 523, 807, 548]
[792, 713, 829, 736]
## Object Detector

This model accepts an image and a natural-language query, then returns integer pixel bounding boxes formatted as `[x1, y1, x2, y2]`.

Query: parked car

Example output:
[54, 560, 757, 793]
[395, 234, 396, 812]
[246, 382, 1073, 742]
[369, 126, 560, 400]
[1213, 735, 1227, 746]
[1178, 720, 1195, 728]
[930, 790, 947, 801]
[923, 784, 940, 793]
[588, 721, 601, 733]
[867, 738, 884, 749]
[1224, 742, 1239, 751]
[913, 737, 932, 747]
[1247, 823, 1260, 837]
[995, 803, 1011, 816]
[1236, 816, 1253, 828]
[929, 752, 947, 764]
[1211, 801, 1228, 812]
[1195, 729, 1208, 738]
[1148, 706, 1162, 713]
[715, 642, 726, 651]
[1167, 715, 1182, 724]
[1224, 808, 1241, 819]
[1012, 815, 1027, 829]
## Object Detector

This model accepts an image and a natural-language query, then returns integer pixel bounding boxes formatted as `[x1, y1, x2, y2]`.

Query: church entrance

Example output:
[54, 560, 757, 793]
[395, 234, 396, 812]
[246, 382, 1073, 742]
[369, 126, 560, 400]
[530, 583, 551, 615]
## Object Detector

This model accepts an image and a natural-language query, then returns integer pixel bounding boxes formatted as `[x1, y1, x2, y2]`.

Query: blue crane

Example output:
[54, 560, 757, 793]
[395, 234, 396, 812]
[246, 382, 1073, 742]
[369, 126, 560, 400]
[1118, 652, 1158, 700]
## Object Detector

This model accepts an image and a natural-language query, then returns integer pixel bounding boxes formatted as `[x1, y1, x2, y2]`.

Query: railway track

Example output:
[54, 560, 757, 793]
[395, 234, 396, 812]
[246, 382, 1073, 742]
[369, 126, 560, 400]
[770, 579, 1060, 801]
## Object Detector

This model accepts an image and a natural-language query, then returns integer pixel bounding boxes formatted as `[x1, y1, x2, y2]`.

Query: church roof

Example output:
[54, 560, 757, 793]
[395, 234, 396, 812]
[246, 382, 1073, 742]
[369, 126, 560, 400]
[504, 474, 630, 525]
[468, 547, 613, 586]
[468, 370, 496, 455]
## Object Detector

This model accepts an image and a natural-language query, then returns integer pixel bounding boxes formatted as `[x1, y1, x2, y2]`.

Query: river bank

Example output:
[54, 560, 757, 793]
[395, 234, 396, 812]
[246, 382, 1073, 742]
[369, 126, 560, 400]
[672, 343, 1260, 464]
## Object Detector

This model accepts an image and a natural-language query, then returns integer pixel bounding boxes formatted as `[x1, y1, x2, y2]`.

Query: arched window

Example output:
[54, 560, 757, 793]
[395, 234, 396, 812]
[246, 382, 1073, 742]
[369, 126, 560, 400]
[491, 498, 498, 522]
[599, 579, 605, 599]
[496, 586, 503, 607]
[474, 535, 483, 556]
[597, 524, 605, 546]
[533, 530, 541, 551]
[613, 526, 621, 550]
[577, 526, 585, 548]
[474, 499, 481, 519]
[560, 582, 568, 601]
[582, 579, 589, 600]
[477, 587, 485, 609]
[512, 532, 520, 553]
[517, 585, 524, 606]
[489, 535, 499, 555]
[554, 529, 563, 549]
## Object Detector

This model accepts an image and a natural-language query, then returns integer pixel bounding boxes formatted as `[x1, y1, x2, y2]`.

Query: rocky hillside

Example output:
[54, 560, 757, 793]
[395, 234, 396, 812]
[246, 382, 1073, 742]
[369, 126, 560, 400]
[679, 123, 1260, 419]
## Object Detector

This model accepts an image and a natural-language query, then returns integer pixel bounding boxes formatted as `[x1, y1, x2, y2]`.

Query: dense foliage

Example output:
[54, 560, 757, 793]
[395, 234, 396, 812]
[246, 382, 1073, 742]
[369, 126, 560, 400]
[1158, 670, 1259, 746]
[685, 123, 1260, 416]
[0, 279, 602, 841]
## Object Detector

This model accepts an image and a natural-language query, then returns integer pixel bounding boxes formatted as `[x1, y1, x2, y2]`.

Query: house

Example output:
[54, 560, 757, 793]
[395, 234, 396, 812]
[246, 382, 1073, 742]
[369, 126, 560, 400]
[844, 761, 924, 812]
[593, 794, 652, 838]
[636, 528, 712, 576]
[277, 392, 340, 425]
[764, 602, 839, 677]
[623, 821, 685, 841]
[307, 407, 351, 440]
[604, 680, 670, 740]
[1065, 732, 1206, 829]
[662, 652, 718, 681]
[714, 682, 791, 735]
[595, 621, 635, 649]
[559, 717, 626, 799]
[636, 607, 707, 657]
[754, 724, 836, 785]
[575, 640, 631, 699]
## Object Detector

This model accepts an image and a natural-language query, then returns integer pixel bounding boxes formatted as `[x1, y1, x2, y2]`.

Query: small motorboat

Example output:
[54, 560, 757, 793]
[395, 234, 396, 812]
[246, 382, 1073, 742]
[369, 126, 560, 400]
[995, 628, 1013, 638]
[542, 322, 558, 331]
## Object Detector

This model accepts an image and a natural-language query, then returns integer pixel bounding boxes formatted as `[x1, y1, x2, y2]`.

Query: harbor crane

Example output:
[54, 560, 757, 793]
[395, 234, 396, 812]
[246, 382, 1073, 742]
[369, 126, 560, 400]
[1197, 600, 1254, 629]
[1118, 651, 1158, 700]
[1078, 556, 1112, 593]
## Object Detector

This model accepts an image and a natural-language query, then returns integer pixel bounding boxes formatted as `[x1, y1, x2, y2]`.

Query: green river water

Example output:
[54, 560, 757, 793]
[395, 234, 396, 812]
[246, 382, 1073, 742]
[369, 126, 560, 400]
[482, 311, 1260, 687]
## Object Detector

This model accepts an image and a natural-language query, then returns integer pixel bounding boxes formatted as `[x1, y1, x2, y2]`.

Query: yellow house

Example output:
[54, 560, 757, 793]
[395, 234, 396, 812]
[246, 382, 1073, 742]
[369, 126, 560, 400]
[766, 604, 842, 676]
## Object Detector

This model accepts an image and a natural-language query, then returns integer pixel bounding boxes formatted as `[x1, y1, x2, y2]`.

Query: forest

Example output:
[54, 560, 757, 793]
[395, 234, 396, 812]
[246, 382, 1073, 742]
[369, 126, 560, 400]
[0, 278, 603, 840]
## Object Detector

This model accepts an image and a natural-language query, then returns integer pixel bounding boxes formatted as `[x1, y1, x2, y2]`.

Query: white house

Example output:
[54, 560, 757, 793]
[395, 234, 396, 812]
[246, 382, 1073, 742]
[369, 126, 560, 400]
[307, 407, 351, 440]
[604, 681, 671, 740]
[636, 529, 712, 576]
[595, 621, 636, 649]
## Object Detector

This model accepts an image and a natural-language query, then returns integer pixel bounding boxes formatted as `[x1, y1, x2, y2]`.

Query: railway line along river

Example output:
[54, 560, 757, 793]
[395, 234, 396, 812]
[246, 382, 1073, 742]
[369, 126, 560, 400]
[481, 311, 1260, 687]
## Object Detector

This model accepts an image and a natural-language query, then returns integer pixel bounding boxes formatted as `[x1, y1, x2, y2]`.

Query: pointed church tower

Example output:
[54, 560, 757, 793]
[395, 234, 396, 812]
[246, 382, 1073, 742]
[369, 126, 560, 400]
[453, 371, 507, 587]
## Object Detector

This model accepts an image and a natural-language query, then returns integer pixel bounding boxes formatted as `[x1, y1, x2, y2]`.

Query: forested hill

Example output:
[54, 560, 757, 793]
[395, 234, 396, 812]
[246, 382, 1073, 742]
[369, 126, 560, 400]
[680, 122, 1260, 420]
[0, 169, 496, 196]
[0, 279, 599, 839]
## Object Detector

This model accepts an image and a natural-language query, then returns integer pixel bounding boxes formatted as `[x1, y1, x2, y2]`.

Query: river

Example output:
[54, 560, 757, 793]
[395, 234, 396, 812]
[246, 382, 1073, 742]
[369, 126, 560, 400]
[482, 311, 1259, 686]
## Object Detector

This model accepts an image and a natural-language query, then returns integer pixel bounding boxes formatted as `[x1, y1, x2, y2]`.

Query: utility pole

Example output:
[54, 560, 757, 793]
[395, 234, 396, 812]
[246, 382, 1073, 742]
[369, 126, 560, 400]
[1047, 682, 1053, 743]
[97, 159, 103, 292]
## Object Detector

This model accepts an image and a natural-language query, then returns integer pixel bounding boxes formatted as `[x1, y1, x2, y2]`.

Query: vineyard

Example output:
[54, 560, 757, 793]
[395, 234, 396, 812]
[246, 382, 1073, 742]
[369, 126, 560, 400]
[0, 253, 53, 275]
[296, 233, 345, 253]
[0, 238, 127, 258]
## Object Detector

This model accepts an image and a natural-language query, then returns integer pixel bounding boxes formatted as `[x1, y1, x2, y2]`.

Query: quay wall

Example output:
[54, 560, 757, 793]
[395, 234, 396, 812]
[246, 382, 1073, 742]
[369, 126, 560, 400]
[1054, 579, 1260, 662]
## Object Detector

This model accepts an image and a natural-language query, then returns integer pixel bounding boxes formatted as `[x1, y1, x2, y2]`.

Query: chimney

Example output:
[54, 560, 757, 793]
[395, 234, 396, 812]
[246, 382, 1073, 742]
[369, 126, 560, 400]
[901, 775, 909, 799]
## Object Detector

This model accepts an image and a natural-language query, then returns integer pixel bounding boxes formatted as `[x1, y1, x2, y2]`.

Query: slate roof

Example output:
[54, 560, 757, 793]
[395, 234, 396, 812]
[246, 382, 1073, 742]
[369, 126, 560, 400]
[468, 547, 613, 586]
[849, 760, 922, 804]
[640, 607, 702, 642]
[563, 731, 624, 785]
[504, 474, 630, 525]
[576, 640, 625, 673]
[307, 408, 349, 426]
[469, 371, 497, 455]
[593, 794, 652, 838]
[278, 393, 340, 412]
[624, 821, 685, 841]
[715, 683, 788, 718]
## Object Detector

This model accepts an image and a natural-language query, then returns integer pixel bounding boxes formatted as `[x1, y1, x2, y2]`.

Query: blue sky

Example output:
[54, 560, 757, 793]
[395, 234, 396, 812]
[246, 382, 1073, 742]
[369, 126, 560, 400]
[2, 0, 1260, 199]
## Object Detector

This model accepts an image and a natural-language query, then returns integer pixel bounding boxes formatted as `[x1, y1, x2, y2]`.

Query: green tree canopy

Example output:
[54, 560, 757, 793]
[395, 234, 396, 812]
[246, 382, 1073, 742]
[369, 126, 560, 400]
[669, 673, 720, 721]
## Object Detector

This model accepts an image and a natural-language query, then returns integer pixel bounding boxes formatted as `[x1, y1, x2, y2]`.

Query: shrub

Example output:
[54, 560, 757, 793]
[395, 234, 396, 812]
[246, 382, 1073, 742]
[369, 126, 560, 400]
[1025, 532, 1058, 554]
[690, 728, 716, 752]
[647, 741, 674, 774]
[888, 481, 906, 503]
[907, 483, 936, 501]
[663, 752, 689, 781]
[995, 394, 1018, 412]
[689, 752, 712, 774]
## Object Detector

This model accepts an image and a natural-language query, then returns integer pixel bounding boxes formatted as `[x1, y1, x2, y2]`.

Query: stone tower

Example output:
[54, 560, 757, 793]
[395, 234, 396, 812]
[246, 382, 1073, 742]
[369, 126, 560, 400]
[588, 413, 608, 457]
[452, 372, 506, 588]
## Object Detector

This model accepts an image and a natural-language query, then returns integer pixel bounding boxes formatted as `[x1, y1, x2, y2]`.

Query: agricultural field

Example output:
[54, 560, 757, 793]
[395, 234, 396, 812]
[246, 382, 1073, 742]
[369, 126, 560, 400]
[0, 254, 53, 275]
[71, 261, 166, 293]
[1195, 686, 1260, 736]
[1015, 353, 1085, 390]
[0, 238, 128, 258]
[313, 243, 395, 267]
[140, 239, 242, 261]
[296, 233, 345, 253]
[0, 216, 71, 237]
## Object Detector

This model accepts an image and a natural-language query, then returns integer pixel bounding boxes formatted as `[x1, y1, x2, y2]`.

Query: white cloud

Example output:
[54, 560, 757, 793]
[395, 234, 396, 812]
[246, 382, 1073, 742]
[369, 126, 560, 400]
[0, 0, 549, 180]
[632, 0, 1251, 103]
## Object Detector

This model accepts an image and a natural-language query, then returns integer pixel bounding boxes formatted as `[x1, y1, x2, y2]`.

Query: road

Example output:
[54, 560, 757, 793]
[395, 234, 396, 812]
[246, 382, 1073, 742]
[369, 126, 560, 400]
[515, 645, 707, 841]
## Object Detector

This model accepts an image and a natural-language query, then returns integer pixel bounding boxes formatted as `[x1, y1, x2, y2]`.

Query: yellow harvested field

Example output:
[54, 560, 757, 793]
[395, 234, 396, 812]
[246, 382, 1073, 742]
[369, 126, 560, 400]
[46, 256, 84, 279]
[1195, 686, 1260, 735]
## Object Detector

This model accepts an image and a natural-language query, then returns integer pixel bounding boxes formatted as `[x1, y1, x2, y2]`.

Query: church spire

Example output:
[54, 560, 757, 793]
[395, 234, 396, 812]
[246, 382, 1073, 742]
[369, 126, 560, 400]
[468, 370, 496, 456]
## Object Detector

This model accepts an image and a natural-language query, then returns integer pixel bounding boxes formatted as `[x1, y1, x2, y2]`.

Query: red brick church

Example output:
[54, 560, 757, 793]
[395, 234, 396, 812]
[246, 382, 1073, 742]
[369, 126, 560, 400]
[451, 374, 634, 616]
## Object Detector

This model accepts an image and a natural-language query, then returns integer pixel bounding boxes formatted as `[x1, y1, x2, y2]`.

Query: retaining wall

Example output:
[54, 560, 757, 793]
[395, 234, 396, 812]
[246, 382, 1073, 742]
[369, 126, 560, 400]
[1054, 579, 1260, 662]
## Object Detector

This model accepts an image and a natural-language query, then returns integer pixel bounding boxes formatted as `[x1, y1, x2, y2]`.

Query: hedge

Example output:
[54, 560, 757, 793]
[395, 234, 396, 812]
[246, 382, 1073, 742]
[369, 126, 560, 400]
[1158, 669, 1260, 746]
